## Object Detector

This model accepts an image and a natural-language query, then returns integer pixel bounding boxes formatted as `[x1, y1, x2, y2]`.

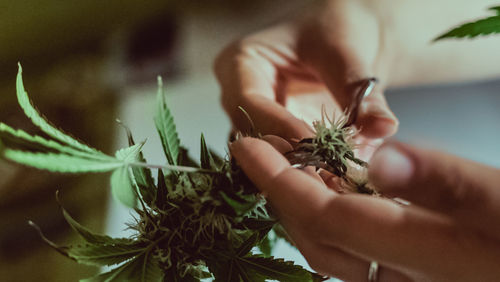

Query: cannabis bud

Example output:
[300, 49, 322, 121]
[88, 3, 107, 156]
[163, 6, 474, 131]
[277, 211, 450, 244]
[286, 112, 378, 195]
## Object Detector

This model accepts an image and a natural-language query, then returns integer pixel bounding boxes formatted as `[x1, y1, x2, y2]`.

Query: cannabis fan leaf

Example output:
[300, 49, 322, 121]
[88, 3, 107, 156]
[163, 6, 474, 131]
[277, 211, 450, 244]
[2, 65, 327, 282]
[435, 6, 500, 40]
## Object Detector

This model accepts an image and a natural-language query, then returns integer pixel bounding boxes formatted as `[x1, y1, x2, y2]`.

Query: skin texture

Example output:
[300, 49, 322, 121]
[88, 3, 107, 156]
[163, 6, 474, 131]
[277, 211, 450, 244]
[216, 0, 500, 280]
[230, 137, 500, 281]
[215, 0, 500, 140]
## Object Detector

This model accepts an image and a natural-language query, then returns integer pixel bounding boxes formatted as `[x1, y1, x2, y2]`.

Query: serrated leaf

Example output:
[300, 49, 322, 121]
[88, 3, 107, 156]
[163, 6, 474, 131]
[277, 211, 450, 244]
[154, 76, 180, 166]
[237, 233, 259, 257]
[140, 251, 165, 282]
[16, 64, 103, 155]
[0, 122, 112, 160]
[81, 251, 163, 282]
[207, 260, 239, 282]
[435, 12, 500, 40]
[29, 220, 144, 267]
[238, 254, 326, 282]
[61, 206, 133, 245]
[120, 127, 156, 205]
[200, 133, 215, 170]
[112, 143, 147, 207]
[220, 191, 259, 217]
[111, 167, 136, 208]
[155, 169, 168, 208]
[240, 218, 276, 232]
[257, 235, 273, 257]
[67, 243, 145, 267]
[3, 149, 122, 172]
[115, 142, 144, 164]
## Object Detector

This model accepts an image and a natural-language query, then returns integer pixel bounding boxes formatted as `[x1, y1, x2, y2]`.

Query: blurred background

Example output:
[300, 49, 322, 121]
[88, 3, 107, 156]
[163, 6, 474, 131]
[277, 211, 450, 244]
[0, 1, 498, 281]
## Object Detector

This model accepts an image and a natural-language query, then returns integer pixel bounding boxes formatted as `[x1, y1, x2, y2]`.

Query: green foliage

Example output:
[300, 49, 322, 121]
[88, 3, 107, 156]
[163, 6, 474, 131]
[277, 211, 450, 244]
[6, 66, 326, 281]
[435, 6, 500, 40]
[16, 63, 104, 155]
[154, 76, 180, 166]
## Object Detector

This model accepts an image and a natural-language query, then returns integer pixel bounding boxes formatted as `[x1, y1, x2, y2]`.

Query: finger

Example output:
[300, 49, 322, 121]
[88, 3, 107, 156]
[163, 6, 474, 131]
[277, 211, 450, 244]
[230, 137, 500, 280]
[262, 134, 324, 183]
[230, 137, 332, 221]
[261, 135, 293, 154]
[319, 194, 500, 281]
[356, 89, 399, 138]
[230, 137, 409, 281]
[368, 141, 500, 236]
[296, 1, 398, 139]
[215, 25, 314, 141]
[294, 238, 410, 282]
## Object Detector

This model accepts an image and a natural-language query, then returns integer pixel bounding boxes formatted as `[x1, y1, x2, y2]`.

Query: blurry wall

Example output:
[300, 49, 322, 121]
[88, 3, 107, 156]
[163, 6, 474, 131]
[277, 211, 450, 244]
[1, 0, 499, 281]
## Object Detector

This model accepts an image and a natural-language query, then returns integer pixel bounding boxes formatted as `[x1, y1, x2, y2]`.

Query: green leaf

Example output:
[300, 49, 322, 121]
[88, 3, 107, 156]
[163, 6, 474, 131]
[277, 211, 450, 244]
[115, 142, 145, 164]
[66, 243, 145, 267]
[112, 143, 147, 207]
[163, 268, 198, 282]
[207, 259, 239, 282]
[155, 169, 168, 208]
[111, 167, 136, 208]
[220, 191, 260, 217]
[119, 126, 156, 205]
[16, 64, 103, 155]
[489, 6, 500, 15]
[60, 204, 133, 245]
[2, 149, 122, 172]
[29, 220, 144, 267]
[257, 235, 273, 257]
[81, 251, 163, 282]
[238, 254, 326, 282]
[154, 76, 180, 166]
[435, 8, 500, 41]
[200, 133, 215, 170]
[0, 122, 111, 160]
[236, 233, 259, 257]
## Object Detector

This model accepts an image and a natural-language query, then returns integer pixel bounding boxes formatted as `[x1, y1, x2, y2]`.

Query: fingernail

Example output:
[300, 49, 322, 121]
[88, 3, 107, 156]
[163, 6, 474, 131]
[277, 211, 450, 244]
[362, 102, 396, 120]
[368, 144, 414, 191]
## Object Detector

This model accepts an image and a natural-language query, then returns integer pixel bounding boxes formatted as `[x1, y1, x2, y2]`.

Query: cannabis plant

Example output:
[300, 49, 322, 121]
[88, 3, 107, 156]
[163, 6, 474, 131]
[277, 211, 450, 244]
[1, 65, 327, 281]
[285, 111, 376, 195]
[435, 6, 500, 40]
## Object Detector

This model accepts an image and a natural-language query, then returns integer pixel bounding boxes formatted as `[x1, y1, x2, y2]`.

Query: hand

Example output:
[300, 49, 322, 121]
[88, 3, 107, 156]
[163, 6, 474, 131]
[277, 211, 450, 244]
[230, 136, 500, 281]
[215, 0, 399, 142]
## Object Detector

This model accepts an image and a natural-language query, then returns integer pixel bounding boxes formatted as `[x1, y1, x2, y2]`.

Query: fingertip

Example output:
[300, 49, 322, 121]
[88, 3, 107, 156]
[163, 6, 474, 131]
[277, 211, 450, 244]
[357, 97, 399, 139]
[368, 142, 415, 192]
[262, 135, 294, 154]
[358, 114, 399, 138]
[230, 137, 291, 190]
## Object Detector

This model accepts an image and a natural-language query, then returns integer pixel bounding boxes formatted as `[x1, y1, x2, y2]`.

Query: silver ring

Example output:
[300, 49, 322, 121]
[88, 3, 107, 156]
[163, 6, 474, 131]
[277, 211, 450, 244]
[368, 261, 379, 282]
[344, 77, 379, 127]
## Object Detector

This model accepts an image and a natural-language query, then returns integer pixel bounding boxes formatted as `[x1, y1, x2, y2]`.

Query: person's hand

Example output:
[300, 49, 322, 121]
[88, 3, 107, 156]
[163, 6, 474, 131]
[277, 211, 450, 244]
[215, 0, 398, 142]
[230, 136, 500, 281]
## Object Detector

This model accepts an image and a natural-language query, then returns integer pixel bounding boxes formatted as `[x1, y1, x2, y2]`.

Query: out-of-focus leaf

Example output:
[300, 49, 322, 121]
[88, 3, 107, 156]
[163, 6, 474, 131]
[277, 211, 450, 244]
[60, 204, 133, 245]
[154, 76, 180, 166]
[200, 133, 216, 170]
[435, 7, 500, 40]
[16, 63, 103, 155]
[2, 149, 122, 172]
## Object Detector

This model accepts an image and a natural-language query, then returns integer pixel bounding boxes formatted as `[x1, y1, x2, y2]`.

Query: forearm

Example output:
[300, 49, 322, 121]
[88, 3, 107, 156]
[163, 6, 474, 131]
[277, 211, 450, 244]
[368, 0, 500, 87]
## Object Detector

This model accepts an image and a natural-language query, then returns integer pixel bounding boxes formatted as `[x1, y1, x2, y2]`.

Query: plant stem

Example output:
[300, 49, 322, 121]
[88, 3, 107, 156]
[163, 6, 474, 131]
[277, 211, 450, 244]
[129, 161, 217, 174]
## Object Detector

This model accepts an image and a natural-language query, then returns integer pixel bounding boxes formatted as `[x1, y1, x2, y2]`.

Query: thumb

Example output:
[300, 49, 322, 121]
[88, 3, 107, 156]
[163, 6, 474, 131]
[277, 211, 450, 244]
[368, 141, 500, 236]
[297, 2, 398, 139]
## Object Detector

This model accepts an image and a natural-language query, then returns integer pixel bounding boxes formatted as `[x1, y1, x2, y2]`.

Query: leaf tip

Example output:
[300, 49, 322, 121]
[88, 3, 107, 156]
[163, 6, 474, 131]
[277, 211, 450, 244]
[157, 75, 163, 88]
